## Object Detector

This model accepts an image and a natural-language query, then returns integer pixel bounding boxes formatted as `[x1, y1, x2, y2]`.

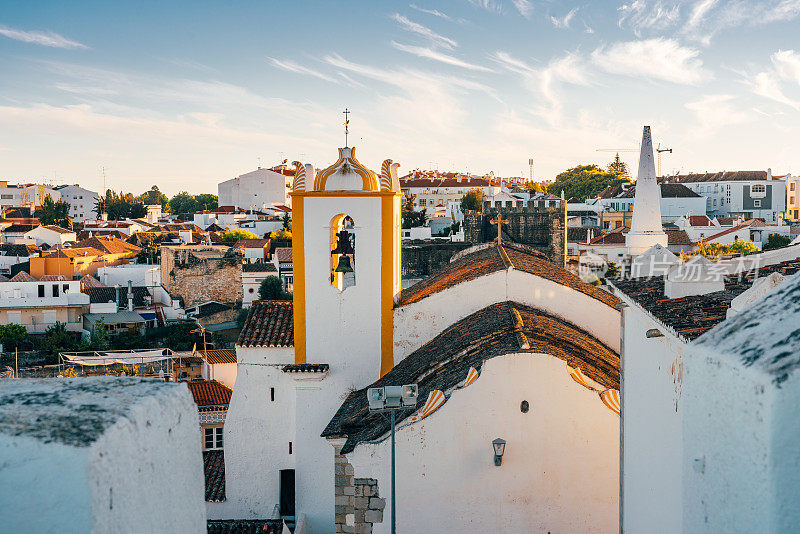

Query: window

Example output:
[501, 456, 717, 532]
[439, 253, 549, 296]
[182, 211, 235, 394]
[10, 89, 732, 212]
[52, 284, 59, 297]
[752, 184, 766, 194]
[289, 442, 293, 455]
[271, 387, 275, 402]
[248, 287, 255, 293]
[791, 183, 796, 191]
[38, 285, 45, 298]
[754, 199, 761, 207]
[330, 215, 355, 291]
[790, 197, 795, 205]
[63, 284, 69, 293]
[204, 427, 224, 450]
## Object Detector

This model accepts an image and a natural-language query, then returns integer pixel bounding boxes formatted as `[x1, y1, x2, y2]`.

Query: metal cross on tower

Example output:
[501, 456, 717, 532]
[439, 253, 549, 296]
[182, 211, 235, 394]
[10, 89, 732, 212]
[343, 108, 350, 147]
[490, 213, 507, 244]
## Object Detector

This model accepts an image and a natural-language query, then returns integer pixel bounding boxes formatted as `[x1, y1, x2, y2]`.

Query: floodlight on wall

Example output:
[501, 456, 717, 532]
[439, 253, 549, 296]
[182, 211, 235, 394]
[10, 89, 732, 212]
[492, 438, 506, 466]
[368, 387, 386, 411]
[646, 328, 664, 338]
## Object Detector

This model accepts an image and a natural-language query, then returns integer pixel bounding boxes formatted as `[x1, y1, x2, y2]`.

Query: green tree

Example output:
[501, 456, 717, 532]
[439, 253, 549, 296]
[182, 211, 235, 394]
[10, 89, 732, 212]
[40, 195, 72, 229]
[525, 181, 547, 194]
[460, 189, 484, 212]
[90, 318, 110, 350]
[258, 276, 291, 301]
[40, 322, 81, 355]
[223, 228, 259, 244]
[763, 233, 791, 251]
[0, 324, 27, 351]
[548, 165, 632, 201]
[97, 190, 146, 220]
[282, 212, 291, 230]
[401, 210, 427, 229]
[169, 191, 199, 214]
[268, 229, 292, 246]
[195, 193, 218, 211]
[141, 186, 169, 210]
[606, 153, 630, 178]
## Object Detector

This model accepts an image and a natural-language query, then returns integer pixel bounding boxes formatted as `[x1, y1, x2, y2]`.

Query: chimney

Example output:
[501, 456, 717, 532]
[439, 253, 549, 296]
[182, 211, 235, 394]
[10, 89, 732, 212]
[127, 280, 134, 312]
[115, 284, 120, 309]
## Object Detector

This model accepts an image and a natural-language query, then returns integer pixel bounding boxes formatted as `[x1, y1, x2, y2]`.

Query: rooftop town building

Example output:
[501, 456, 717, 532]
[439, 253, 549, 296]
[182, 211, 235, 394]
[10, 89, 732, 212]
[0, 273, 87, 333]
[53, 184, 100, 222]
[218, 164, 294, 212]
[666, 169, 786, 222]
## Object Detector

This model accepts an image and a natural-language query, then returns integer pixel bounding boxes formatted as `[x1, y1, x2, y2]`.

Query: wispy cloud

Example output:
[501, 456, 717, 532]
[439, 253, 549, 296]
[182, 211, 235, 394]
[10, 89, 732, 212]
[550, 7, 579, 28]
[492, 50, 588, 124]
[684, 94, 753, 137]
[591, 38, 708, 84]
[409, 4, 462, 22]
[747, 49, 800, 110]
[512, 0, 534, 18]
[391, 41, 493, 71]
[467, 0, 504, 14]
[0, 24, 88, 49]
[267, 57, 339, 83]
[617, 0, 800, 45]
[391, 14, 457, 49]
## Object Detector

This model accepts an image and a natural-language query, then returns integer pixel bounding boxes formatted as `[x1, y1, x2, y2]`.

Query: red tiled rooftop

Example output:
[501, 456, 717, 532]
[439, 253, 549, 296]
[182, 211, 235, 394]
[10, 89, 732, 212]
[186, 380, 232, 407]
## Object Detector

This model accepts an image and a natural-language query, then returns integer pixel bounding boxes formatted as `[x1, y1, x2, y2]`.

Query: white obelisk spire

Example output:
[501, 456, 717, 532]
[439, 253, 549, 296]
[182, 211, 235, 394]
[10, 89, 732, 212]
[626, 125, 668, 253]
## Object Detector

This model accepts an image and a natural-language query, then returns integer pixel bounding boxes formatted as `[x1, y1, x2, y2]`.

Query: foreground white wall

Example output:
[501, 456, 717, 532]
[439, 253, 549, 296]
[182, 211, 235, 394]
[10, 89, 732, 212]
[618, 301, 685, 534]
[0, 377, 205, 534]
[394, 269, 620, 361]
[347, 353, 619, 534]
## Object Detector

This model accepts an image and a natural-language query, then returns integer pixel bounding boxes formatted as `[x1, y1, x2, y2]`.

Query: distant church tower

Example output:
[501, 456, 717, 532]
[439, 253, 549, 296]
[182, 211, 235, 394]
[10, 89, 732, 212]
[290, 146, 402, 380]
[626, 125, 668, 253]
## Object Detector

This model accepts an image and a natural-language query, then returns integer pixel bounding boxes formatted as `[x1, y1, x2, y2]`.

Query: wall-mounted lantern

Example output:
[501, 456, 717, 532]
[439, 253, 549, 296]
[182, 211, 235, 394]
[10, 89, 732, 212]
[646, 328, 664, 338]
[492, 438, 506, 466]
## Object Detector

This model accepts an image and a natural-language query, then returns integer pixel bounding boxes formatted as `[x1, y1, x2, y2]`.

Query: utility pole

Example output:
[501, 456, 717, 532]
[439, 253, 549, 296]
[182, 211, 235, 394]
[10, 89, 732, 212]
[529, 157, 534, 183]
[657, 144, 673, 178]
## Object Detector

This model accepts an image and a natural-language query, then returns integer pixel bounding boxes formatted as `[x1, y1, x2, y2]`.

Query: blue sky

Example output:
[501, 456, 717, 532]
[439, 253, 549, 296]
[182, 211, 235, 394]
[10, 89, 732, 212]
[0, 0, 798, 195]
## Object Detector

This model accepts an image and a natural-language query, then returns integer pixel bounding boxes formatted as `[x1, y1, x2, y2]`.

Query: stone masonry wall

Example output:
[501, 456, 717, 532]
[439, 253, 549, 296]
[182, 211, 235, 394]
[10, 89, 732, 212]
[334, 446, 385, 534]
[401, 242, 473, 279]
[167, 255, 243, 307]
[464, 201, 567, 267]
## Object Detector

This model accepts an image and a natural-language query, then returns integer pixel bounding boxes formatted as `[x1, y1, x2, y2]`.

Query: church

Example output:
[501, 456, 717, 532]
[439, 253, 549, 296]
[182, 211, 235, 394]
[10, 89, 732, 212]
[213, 144, 624, 532]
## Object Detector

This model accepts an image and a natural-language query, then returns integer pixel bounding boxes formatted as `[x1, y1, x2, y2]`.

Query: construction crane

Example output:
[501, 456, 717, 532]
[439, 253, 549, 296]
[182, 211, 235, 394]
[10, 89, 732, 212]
[657, 144, 673, 178]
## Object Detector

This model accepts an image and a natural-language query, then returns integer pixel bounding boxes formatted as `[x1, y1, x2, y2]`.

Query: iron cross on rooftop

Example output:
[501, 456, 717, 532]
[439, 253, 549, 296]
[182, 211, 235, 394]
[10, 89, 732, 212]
[490, 213, 507, 244]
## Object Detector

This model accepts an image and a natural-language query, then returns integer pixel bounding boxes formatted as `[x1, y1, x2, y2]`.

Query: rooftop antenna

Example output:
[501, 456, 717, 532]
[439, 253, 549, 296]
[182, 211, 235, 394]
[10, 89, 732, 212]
[657, 143, 673, 177]
[343, 108, 350, 147]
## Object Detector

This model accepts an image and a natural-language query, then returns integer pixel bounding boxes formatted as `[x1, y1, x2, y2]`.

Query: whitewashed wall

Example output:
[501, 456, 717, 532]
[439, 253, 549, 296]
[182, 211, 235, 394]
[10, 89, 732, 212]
[347, 353, 620, 534]
[0, 378, 205, 533]
[221, 346, 295, 519]
[618, 301, 685, 534]
[393, 269, 620, 362]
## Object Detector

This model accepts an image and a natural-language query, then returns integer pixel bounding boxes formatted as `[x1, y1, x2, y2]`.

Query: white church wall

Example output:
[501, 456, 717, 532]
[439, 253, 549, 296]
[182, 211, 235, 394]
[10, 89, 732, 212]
[393, 269, 620, 362]
[222, 346, 295, 519]
[0, 377, 205, 534]
[346, 353, 619, 534]
[619, 303, 685, 534]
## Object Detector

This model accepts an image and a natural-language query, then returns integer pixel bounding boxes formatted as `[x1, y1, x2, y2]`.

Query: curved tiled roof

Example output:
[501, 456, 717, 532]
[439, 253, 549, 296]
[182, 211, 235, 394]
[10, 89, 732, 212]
[199, 349, 237, 365]
[399, 241, 619, 308]
[187, 379, 232, 407]
[204, 450, 226, 502]
[237, 300, 294, 347]
[323, 301, 619, 453]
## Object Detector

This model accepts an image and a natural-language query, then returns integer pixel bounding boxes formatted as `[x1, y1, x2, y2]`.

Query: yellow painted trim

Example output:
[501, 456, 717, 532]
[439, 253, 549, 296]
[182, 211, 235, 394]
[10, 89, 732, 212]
[290, 191, 400, 198]
[292, 196, 306, 364]
[380, 194, 397, 376]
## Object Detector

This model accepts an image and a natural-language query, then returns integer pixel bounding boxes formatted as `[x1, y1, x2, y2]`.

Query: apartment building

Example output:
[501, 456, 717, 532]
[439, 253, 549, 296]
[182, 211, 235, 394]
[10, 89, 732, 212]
[0, 272, 88, 333]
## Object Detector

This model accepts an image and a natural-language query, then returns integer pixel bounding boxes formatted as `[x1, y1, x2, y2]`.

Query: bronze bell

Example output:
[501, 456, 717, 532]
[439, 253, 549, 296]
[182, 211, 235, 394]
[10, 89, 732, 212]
[334, 254, 354, 273]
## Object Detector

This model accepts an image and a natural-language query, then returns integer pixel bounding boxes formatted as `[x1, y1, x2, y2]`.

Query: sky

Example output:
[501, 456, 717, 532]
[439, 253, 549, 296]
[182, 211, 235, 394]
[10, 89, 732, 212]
[0, 0, 799, 196]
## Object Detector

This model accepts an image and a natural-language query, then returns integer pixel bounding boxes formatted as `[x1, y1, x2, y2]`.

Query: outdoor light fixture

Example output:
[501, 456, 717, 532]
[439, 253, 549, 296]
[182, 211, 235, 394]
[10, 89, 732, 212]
[366, 383, 418, 534]
[492, 438, 506, 466]
[614, 302, 629, 310]
[646, 328, 664, 338]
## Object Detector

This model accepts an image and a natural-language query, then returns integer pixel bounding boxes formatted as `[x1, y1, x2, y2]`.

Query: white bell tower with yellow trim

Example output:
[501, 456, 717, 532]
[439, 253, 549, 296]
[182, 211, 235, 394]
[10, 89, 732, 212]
[290, 146, 401, 381]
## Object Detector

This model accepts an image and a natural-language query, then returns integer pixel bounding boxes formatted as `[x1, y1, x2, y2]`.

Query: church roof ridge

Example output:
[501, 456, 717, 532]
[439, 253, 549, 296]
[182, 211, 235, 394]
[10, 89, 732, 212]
[399, 241, 620, 308]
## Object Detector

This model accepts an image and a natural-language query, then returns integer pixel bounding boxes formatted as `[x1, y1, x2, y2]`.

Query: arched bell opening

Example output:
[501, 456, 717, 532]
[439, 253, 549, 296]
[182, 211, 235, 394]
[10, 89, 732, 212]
[330, 214, 356, 291]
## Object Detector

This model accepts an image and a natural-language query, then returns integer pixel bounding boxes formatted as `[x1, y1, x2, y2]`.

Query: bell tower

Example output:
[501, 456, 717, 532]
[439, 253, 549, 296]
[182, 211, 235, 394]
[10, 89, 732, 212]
[290, 147, 401, 381]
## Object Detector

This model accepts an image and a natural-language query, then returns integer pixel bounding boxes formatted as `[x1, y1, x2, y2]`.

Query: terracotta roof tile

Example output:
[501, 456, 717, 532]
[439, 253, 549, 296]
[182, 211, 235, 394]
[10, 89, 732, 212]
[8, 271, 37, 282]
[274, 247, 292, 262]
[199, 349, 237, 365]
[323, 301, 619, 453]
[207, 519, 282, 534]
[666, 229, 692, 246]
[237, 300, 294, 347]
[204, 450, 226, 502]
[670, 171, 769, 183]
[187, 380, 232, 407]
[399, 242, 619, 308]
